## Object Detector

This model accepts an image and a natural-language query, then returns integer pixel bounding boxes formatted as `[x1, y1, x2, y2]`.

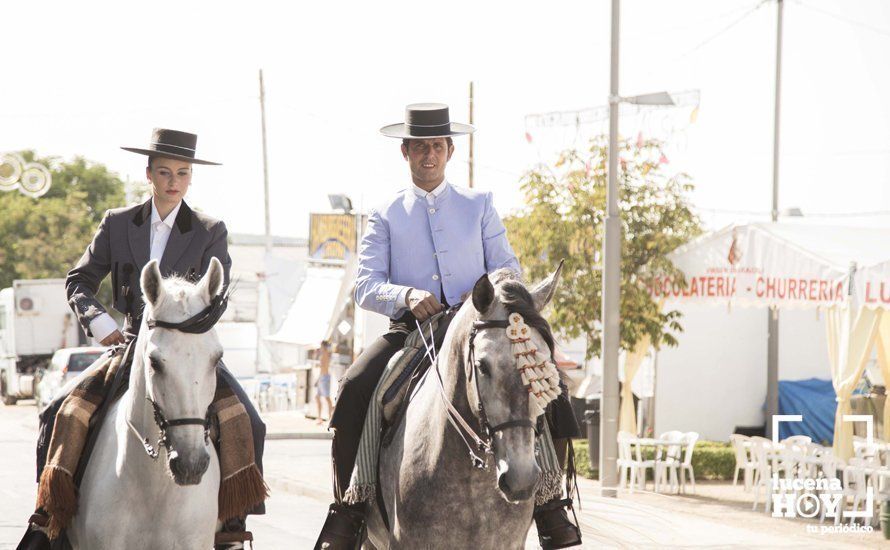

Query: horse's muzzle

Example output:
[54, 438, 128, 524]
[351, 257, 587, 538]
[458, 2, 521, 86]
[168, 447, 210, 486]
[497, 460, 540, 503]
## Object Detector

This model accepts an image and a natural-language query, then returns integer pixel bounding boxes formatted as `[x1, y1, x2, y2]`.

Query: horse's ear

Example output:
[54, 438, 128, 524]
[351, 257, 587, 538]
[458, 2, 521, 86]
[141, 260, 164, 306]
[472, 273, 495, 314]
[530, 260, 564, 311]
[201, 257, 224, 302]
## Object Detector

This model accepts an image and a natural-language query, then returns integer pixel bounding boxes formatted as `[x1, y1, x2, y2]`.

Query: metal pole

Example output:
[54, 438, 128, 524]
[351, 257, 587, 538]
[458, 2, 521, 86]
[259, 69, 272, 253]
[468, 81, 475, 189]
[766, 0, 783, 439]
[599, 0, 621, 498]
[257, 69, 272, 375]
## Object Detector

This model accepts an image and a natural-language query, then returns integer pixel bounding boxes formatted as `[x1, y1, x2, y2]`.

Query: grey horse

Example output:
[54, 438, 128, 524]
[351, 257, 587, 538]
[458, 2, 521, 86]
[367, 265, 563, 549]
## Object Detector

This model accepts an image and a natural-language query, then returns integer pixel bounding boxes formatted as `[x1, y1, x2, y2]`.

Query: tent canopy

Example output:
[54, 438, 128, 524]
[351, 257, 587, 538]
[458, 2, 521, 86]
[651, 222, 890, 457]
[266, 267, 346, 346]
[651, 223, 890, 309]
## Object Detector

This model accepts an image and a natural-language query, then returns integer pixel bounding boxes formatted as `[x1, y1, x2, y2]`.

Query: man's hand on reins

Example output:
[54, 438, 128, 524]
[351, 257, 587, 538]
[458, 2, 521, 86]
[407, 288, 444, 321]
[100, 330, 125, 347]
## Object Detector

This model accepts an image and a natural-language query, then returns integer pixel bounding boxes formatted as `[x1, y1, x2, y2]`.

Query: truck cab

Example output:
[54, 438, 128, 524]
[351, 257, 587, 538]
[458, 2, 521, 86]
[0, 279, 84, 405]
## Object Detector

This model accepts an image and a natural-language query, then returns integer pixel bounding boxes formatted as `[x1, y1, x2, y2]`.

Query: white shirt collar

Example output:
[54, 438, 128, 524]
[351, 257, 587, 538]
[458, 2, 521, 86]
[150, 198, 182, 229]
[412, 179, 448, 200]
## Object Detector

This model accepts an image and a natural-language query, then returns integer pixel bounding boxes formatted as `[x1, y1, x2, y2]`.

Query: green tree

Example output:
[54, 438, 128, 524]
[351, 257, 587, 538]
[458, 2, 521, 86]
[505, 136, 702, 359]
[0, 152, 126, 307]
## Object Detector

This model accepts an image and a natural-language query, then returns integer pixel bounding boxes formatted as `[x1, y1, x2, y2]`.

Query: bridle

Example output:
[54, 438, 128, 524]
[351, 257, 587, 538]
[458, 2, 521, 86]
[420, 317, 540, 470]
[128, 292, 228, 460]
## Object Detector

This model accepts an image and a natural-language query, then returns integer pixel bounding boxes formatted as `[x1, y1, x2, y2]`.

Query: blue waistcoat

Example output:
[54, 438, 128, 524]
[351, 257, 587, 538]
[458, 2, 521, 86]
[355, 182, 520, 318]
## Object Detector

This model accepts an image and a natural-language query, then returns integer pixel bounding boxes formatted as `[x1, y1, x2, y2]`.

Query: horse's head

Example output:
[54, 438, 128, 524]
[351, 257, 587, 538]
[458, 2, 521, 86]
[139, 257, 224, 486]
[464, 263, 563, 503]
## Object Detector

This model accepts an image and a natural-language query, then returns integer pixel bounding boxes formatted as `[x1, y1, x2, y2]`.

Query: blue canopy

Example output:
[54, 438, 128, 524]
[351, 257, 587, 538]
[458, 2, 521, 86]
[777, 378, 836, 445]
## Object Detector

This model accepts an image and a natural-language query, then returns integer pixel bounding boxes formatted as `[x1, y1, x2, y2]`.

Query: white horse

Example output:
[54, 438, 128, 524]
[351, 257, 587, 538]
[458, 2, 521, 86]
[68, 258, 224, 549]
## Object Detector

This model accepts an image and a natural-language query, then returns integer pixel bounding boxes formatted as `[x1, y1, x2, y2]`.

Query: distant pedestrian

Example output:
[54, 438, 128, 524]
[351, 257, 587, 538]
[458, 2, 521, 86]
[315, 340, 334, 424]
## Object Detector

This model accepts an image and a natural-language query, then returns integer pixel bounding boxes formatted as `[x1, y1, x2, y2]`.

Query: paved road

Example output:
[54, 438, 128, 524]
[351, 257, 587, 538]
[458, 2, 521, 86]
[2, 401, 887, 549]
[0, 402, 329, 549]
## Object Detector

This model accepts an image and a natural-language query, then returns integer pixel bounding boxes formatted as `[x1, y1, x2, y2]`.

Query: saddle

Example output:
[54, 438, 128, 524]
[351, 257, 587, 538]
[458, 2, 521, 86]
[379, 306, 459, 447]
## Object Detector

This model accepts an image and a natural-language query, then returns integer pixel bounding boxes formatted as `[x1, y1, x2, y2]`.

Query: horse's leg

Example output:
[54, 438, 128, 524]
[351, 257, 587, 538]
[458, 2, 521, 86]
[363, 501, 387, 550]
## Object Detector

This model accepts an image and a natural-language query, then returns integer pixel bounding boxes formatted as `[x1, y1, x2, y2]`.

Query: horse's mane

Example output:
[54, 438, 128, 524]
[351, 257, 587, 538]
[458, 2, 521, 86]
[490, 269, 556, 355]
[143, 275, 205, 318]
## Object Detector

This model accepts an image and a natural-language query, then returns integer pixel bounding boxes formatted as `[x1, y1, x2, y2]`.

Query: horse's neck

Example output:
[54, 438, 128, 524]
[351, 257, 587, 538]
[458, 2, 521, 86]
[124, 343, 151, 430]
[118, 339, 160, 471]
[415, 328, 475, 447]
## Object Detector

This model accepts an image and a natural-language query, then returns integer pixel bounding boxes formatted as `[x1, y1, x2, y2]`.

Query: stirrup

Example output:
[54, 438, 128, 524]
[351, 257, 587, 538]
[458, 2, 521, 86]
[534, 497, 582, 550]
[215, 530, 253, 550]
[314, 503, 366, 550]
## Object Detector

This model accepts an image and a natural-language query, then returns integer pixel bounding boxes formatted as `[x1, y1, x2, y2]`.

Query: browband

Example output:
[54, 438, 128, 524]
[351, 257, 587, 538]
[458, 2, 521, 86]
[146, 291, 230, 334]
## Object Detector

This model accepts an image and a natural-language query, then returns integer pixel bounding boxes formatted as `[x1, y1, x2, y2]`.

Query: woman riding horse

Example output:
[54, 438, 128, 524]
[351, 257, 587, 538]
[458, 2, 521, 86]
[20, 129, 265, 550]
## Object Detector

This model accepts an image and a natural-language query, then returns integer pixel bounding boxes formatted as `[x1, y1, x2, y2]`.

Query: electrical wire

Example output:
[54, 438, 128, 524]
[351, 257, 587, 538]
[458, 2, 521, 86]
[693, 205, 890, 218]
[677, 0, 771, 59]
[794, 0, 890, 39]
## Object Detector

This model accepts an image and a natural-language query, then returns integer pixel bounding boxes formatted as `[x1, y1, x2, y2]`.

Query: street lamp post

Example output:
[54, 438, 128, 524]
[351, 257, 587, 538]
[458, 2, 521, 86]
[765, 0, 784, 441]
[601, 0, 622, 499]
[600, 0, 675, 498]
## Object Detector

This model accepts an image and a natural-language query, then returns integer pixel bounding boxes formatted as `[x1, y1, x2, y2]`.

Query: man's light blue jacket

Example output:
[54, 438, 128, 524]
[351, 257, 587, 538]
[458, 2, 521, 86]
[355, 181, 520, 318]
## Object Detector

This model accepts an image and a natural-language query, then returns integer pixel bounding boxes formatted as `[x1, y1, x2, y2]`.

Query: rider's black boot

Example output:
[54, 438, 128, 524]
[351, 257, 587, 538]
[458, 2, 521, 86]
[534, 497, 582, 550]
[16, 512, 51, 550]
[214, 516, 253, 550]
[313, 502, 366, 550]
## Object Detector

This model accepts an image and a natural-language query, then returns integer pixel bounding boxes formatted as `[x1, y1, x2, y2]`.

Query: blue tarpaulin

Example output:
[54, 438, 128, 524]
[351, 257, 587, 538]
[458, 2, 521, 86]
[777, 378, 836, 445]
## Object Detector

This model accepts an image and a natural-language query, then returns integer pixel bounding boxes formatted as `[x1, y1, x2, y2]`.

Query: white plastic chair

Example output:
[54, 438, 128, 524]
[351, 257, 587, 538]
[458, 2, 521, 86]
[802, 442, 826, 477]
[617, 431, 655, 492]
[782, 435, 812, 446]
[749, 436, 775, 513]
[730, 434, 755, 490]
[840, 458, 876, 526]
[653, 431, 684, 493]
[774, 441, 810, 502]
[677, 432, 699, 494]
[815, 449, 844, 524]
[853, 436, 878, 460]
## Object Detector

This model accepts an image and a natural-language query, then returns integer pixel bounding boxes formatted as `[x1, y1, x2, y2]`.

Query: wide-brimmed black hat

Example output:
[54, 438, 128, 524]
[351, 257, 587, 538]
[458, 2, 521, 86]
[380, 103, 475, 139]
[121, 128, 221, 165]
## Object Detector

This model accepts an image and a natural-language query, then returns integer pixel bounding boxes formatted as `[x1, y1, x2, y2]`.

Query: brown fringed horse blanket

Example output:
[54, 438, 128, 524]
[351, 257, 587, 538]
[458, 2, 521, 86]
[36, 346, 267, 540]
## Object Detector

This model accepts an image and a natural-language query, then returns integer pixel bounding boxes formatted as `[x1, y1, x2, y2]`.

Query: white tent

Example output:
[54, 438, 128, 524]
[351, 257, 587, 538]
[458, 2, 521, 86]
[648, 223, 890, 455]
[267, 267, 347, 347]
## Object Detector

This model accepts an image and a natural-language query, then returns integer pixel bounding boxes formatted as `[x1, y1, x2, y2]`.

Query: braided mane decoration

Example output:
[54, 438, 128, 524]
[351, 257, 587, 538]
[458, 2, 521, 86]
[506, 312, 561, 417]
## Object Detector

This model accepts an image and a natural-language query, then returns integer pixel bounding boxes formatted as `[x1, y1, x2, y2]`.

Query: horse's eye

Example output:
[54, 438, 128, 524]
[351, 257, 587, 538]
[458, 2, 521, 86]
[475, 360, 489, 376]
[149, 357, 164, 373]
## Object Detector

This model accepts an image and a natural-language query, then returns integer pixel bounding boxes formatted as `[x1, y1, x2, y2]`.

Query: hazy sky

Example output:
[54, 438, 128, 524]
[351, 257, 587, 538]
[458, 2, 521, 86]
[4, 0, 890, 237]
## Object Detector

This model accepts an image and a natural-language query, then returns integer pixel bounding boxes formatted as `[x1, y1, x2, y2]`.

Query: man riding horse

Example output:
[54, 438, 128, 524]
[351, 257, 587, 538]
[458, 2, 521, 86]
[19, 129, 265, 550]
[314, 104, 583, 549]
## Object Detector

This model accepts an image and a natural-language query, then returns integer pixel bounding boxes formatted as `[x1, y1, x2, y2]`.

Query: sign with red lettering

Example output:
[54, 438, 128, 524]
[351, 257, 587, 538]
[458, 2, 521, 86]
[650, 225, 851, 308]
